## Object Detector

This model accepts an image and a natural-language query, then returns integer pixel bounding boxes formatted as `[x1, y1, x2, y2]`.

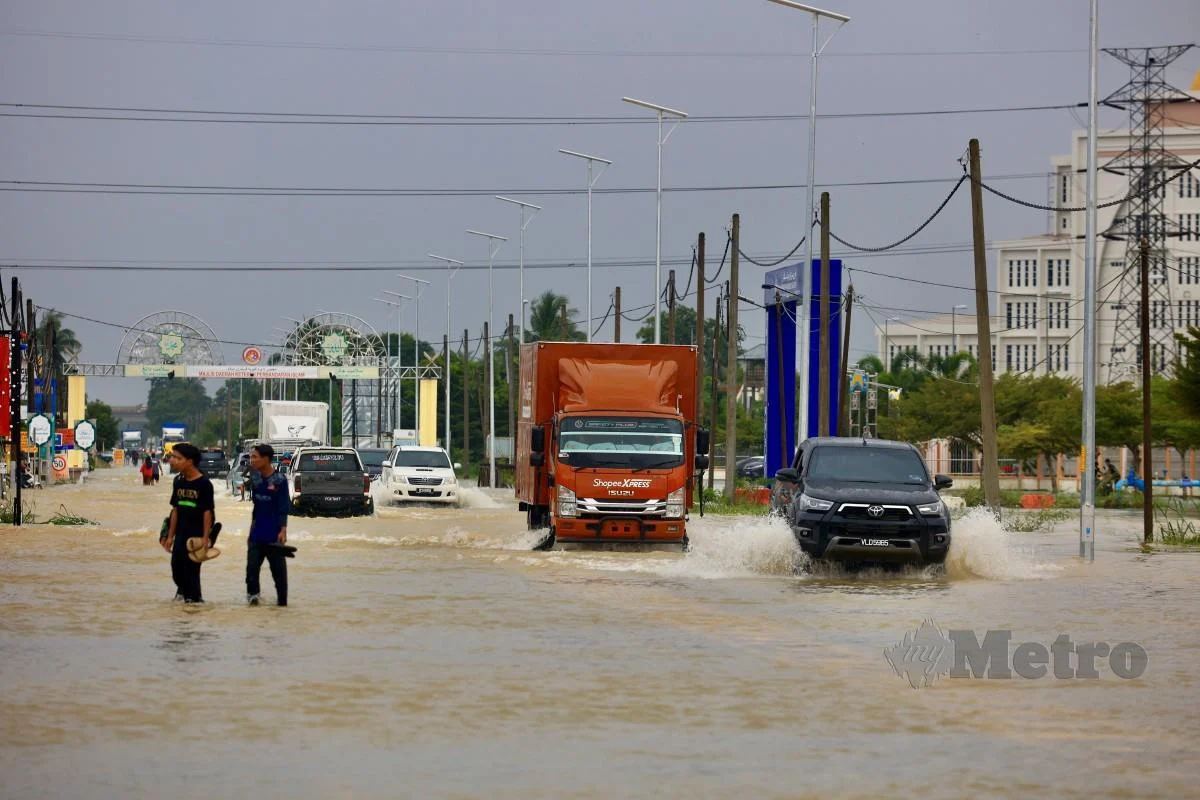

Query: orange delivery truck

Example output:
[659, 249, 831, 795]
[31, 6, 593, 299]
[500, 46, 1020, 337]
[516, 342, 710, 550]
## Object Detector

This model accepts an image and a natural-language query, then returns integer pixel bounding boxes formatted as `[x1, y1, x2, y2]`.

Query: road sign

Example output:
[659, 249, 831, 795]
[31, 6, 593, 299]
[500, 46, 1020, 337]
[74, 420, 97, 451]
[28, 414, 52, 446]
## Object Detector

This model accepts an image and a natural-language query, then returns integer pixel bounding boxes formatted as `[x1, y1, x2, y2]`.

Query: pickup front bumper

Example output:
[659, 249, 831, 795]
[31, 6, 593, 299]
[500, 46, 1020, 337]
[791, 507, 950, 565]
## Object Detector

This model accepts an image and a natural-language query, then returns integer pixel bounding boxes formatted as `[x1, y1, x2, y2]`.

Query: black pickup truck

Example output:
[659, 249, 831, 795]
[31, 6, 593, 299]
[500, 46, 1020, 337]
[770, 438, 952, 566]
[290, 447, 374, 517]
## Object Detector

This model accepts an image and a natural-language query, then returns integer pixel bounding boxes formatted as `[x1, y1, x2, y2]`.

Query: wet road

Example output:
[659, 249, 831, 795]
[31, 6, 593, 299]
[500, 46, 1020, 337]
[2, 469, 1198, 798]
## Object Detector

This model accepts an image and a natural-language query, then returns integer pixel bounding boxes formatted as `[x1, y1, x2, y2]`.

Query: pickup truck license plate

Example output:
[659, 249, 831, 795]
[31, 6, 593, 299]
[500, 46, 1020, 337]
[861, 538, 890, 547]
[412, 488, 435, 496]
[323, 496, 342, 503]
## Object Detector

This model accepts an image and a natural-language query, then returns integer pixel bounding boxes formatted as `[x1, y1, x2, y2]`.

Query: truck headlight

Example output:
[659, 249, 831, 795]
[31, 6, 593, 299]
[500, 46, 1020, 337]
[557, 484, 577, 518]
[666, 487, 685, 518]
[916, 500, 943, 516]
[798, 492, 833, 512]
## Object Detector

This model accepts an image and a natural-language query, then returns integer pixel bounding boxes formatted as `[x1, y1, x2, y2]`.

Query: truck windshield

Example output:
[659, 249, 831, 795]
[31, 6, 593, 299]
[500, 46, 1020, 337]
[807, 446, 928, 485]
[391, 450, 451, 468]
[558, 416, 684, 469]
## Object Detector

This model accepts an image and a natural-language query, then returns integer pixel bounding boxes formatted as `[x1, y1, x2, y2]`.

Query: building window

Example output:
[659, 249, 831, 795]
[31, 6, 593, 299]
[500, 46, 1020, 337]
[1060, 173, 1069, 204]
[1179, 256, 1199, 285]
[1006, 303, 1013, 330]
[1006, 344, 1013, 372]
[1181, 213, 1200, 242]
[1180, 170, 1199, 199]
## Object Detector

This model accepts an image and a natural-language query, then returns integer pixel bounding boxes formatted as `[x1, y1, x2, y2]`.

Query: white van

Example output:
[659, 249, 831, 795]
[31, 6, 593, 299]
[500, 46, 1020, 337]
[382, 446, 462, 505]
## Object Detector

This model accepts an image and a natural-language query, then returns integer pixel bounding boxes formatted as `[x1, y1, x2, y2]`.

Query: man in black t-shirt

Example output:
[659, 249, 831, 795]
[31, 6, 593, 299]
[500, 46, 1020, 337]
[161, 443, 215, 603]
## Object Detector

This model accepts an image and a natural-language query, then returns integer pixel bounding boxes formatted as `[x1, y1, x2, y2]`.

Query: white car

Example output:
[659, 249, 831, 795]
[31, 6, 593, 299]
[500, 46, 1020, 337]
[381, 446, 462, 505]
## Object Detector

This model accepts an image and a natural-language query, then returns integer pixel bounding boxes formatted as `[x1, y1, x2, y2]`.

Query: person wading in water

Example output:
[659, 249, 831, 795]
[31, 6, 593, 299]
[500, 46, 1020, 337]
[161, 443, 216, 603]
[245, 443, 291, 607]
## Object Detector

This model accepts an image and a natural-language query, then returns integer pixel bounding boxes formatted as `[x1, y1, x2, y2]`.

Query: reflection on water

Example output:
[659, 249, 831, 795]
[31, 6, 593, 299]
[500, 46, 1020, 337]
[1, 470, 1198, 798]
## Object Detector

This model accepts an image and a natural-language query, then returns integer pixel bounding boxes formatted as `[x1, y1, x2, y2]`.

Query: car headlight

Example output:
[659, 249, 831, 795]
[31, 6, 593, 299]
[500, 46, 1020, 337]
[916, 500, 943, 516]
[666, 487, 685, 518]
[557, 484, 578, 518]
[798, 492, 833, 512]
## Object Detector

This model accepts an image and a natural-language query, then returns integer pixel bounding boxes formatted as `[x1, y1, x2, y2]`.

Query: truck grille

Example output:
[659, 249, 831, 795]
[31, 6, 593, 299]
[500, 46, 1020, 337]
[408, 476, 443, 486]
[578, 498, 667, 517]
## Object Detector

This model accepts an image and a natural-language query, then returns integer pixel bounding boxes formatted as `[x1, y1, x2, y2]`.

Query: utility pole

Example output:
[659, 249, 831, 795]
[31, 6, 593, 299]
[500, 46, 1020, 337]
[709, 286, 722, 492]
[24, 300, 35, 414]
[462, 329, 470, 464]
[614, 287, 622, 343]
[968, 138, 1002, 510]
[9, 277, 22, 523]
[507, 313, 516, 463]
[818, 191, 832, 436]
[696, 232, 706, 425]
[724, 214, 740, 501]
[1140, 237, 1153, 544]
[667, 269, 676, 344]
[839, 285, 854, 436]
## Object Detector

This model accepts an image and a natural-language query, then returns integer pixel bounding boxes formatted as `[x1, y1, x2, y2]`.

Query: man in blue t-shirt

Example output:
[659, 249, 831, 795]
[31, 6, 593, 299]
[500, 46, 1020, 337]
[246, 443, 291, 606]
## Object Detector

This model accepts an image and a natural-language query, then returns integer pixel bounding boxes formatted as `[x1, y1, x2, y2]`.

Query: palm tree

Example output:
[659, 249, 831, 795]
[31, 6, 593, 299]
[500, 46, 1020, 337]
[527, 291, 584, 342]
[34, 311, 82, 419]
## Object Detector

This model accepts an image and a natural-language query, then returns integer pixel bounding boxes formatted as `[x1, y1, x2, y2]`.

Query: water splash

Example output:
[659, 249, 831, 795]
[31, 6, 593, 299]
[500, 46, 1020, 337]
[944, 508, 1062, 581]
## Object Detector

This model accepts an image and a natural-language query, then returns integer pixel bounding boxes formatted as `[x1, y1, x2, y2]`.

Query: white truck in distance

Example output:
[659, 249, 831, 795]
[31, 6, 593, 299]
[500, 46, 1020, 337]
[258, 400, 329, 446]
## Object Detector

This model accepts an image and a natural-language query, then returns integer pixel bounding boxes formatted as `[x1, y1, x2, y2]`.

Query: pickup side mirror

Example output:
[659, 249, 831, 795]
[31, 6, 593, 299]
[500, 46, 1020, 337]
[696, 427, 711, 456]
[530, 426, 545, 454]
[381, 460, 392, 469]
[934, 474, 953, 490]
[453, 462, 462, 471]
[774, 467, 801, 484]
[695, 454, 710, 471]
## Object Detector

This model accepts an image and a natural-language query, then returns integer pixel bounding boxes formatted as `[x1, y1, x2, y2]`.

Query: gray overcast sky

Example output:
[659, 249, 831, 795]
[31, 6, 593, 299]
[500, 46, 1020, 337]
[2, 0, 1197, 405]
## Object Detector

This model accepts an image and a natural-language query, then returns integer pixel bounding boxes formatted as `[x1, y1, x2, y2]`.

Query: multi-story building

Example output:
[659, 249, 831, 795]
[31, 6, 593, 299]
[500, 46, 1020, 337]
[876, 88, 1200, 382]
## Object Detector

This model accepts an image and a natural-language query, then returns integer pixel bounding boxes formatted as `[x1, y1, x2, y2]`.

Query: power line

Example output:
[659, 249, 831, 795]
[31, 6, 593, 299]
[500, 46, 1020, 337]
[0, 103, 1080, 127]
[738, 235, 807, 267]
[706, 232, 733, 284]
[0, 172, 1046, 197]
[980, 156, 1200, 212]
[824, 174, 968, 252]
[0, 30, 1090, 59]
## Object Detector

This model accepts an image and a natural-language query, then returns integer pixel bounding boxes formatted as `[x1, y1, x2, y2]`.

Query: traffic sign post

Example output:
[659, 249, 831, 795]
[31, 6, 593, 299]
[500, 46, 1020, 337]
[74, 420, 96, 451]
[28, 414, 52, 447]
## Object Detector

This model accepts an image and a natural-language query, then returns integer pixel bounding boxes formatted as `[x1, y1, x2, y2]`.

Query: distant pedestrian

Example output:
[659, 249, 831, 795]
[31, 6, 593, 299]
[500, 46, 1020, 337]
[161, 443, 216, 603]
[152, 454, 161, 485]
[140, 455, 154, 486]
[245, 443, 291, 607]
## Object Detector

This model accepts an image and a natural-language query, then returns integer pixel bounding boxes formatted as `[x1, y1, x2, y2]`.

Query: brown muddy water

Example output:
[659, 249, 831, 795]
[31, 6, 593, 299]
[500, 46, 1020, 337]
[1, 469, 1198, 798]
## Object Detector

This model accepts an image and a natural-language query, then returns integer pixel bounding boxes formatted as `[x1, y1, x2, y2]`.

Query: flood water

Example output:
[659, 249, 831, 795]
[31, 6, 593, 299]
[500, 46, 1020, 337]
[2, 469, 1198, 798]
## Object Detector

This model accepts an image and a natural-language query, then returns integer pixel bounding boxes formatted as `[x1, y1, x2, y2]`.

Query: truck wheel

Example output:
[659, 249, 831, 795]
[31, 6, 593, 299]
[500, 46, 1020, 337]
[532, 528, 556, 551]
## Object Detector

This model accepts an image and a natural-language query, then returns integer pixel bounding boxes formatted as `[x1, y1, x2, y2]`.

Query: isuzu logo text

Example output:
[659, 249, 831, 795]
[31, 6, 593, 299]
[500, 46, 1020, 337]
[592, 478, 653, 489]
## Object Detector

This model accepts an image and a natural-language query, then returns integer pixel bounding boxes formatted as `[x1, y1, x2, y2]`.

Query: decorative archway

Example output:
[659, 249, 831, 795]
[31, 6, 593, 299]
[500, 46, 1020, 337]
[117, 310, 224, 365]
[283, 312, 386, 366]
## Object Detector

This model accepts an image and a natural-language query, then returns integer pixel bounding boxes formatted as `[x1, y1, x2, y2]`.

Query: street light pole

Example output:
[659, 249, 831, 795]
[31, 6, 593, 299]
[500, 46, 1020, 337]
[767, 0, 849, 441]
[495, 197, 542, 346]
[952, 304, 968, 353]
[467, 229, 507, 489]
[1081, 0, 1100, 562]
[396, 274, 431, 442]
[430, 254, 464, 453]
[621, 97, 687, 344]
[558, 149, 612, 342]
[376, 294, 411, 437]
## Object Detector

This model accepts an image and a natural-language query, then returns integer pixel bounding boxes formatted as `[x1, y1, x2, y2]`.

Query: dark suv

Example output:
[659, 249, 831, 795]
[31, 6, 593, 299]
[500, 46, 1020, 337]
[770, 438, 952, 565]
[198, 450, 229, 480]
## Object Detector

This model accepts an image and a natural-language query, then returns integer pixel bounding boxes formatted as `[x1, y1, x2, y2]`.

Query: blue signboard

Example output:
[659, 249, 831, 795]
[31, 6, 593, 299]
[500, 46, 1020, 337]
[805, 259, 843, 439]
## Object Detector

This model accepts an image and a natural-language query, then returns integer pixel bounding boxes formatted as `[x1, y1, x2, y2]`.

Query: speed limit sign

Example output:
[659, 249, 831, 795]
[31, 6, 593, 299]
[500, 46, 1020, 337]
[52, 456, 66, 472]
